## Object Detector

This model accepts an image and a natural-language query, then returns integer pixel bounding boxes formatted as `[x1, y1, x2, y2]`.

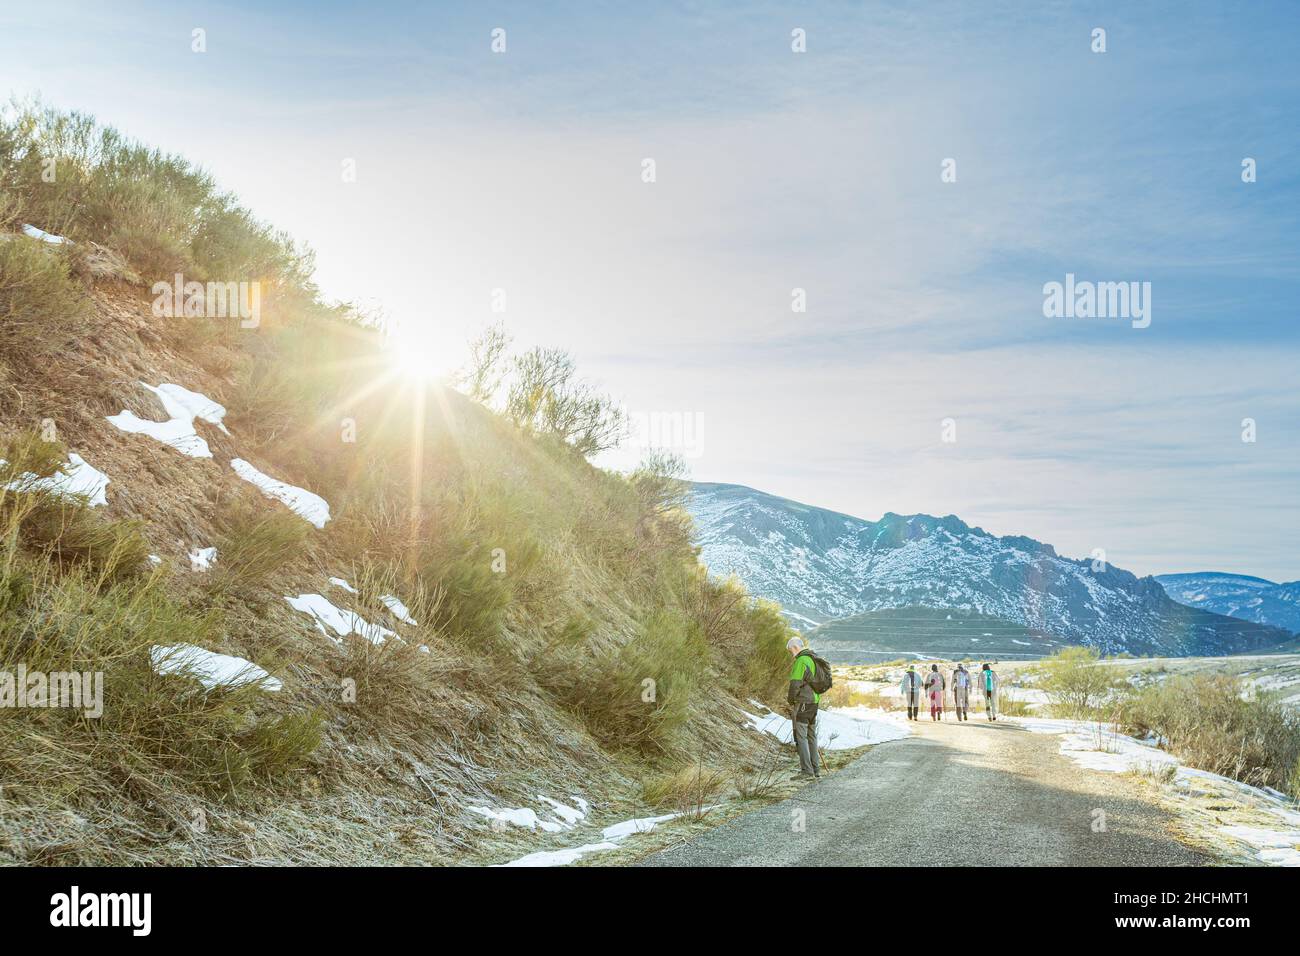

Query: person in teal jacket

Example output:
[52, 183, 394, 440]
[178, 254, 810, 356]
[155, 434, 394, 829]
[981, 663, 1000, 721]
[786, 637, 821, 778]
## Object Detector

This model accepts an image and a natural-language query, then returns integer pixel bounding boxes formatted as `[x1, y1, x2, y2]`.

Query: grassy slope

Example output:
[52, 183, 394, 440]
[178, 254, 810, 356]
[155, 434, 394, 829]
[0, 105, 794, 864]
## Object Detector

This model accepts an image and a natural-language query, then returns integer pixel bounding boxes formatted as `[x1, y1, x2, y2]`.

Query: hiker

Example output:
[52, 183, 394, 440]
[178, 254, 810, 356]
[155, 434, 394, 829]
[951, 662, 971, 721]
[981, 663, 1000, 721]
[899, 664, 923, 720]
[924, 663, 945, 720]
[786, 637, 822, 778]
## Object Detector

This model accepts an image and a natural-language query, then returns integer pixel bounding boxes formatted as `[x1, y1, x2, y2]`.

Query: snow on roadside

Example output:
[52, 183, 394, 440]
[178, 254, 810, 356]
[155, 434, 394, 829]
[284, 593, 395, 645]
[467, 794, 591, 836]
[742, 702, 910, 750]
[106, 382, 228, 458]
[3, 452, 110, 506]
[1006, 716, 1300, 866]
[495, 810, 698, 868]
[150, 643, 282, 692]
[231, 458, 331, 528]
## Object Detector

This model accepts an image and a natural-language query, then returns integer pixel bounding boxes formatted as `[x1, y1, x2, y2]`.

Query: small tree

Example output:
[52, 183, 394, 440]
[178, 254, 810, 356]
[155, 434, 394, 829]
[455, 322, 511, 405]
[505, 346, 625, 456]
[1037, 646, 1118, 719]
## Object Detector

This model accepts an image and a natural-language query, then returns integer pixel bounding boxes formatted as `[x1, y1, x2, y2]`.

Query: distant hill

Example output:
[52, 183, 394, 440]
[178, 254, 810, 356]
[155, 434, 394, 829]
[1157, 573, 1300, 636]
[688, 481, 1295, 657]
[805, 606, 1069, 662]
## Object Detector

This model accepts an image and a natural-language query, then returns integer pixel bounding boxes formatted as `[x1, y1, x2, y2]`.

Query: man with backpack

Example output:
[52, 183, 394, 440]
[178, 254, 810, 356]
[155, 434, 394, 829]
[786, 637, 830, 778]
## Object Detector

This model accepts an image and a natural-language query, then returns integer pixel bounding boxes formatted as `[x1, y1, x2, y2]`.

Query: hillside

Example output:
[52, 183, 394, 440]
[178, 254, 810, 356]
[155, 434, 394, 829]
[1157, 572, 1300, 636]
[688, 482, 1294, 657]
[805, 606, 1069, 663]
[0, 105, 793, 865]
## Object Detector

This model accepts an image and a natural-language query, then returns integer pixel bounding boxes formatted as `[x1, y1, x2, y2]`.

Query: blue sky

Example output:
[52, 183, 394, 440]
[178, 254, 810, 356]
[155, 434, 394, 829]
[4, 1, 1298, 579]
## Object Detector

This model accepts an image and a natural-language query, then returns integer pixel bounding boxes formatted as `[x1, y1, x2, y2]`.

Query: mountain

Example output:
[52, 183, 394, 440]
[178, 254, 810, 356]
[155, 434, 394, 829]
[687, 482, 1294, 657]
[1157, 573, 1300, 636]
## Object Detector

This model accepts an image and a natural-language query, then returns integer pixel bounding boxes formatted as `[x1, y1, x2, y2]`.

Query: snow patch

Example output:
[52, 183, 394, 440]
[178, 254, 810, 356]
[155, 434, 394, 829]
[22, 223, 68, 244]
[150, 643, 281, 692]
[231, 458, 330, 528]
[496, 810, 699, 867]
[380, 594, 418, 626]
[3, 452, 110, 506]
[106, 382, 228, 458]
[284, 593, 395, 645]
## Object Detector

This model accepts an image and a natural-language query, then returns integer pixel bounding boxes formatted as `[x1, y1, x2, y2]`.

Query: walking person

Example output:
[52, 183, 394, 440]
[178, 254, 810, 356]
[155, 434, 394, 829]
[951, 662, 971, 721]
[924, 663, 946, 721]
[900, 664, 923, 720]
[981, 662, 1000, 721]
[785, 637, 822, 778]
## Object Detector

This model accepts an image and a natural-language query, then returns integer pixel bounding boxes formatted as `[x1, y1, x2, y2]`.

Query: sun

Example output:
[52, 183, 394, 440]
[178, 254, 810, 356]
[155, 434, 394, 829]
[386, 321, 461, 383]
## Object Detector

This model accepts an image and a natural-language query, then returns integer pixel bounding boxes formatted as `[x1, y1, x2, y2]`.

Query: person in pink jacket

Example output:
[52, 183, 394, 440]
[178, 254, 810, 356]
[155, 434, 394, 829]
[924, 663, 945, 721]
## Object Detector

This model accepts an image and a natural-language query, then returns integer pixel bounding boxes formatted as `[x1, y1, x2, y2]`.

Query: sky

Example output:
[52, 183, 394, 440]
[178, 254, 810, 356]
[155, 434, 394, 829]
[3, 1, 1298, 580]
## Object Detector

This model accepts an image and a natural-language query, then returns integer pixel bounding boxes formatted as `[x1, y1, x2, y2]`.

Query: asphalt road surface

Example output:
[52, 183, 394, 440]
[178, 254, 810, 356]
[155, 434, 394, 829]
[641, 717, 1208, 866]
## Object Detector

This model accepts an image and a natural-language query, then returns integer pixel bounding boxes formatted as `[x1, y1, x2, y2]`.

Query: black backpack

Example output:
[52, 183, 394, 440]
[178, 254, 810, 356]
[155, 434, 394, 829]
[801, 651, 833, 694]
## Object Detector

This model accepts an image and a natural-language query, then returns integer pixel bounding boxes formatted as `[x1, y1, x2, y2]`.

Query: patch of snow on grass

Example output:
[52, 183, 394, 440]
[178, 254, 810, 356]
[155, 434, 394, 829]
[4, 452, 110, 506]
[328, 577, 357, 593]
[231, 458, 330, 528]
[284, 593, 395, 645]
[150, 644, 281, 691]
[22, 223, 68, 244]
[537, 796, 587, 826]
[380, 594, 418, 625]
[495, 808, 704, 867]
[1219, 825, 1300, 866]
[497, 842, 622, 867]
[106, 382, 228, 458]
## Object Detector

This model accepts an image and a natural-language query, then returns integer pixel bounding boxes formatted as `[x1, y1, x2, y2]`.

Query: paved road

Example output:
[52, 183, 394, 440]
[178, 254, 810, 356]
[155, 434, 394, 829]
[642, 718, 1208, 866]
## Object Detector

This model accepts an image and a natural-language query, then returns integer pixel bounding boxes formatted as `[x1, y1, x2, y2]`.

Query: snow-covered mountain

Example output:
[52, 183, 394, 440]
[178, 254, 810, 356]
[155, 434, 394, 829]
[687, 482, 1294, 656]
[1156, 573, 1300, 636]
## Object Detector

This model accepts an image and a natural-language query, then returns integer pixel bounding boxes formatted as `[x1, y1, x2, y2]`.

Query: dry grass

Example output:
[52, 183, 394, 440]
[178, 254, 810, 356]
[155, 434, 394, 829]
[642, 762, 729, 817]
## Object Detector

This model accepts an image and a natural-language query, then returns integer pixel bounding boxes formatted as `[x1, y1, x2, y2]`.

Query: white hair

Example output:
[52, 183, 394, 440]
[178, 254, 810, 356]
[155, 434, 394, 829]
[786, 636, 806, 652]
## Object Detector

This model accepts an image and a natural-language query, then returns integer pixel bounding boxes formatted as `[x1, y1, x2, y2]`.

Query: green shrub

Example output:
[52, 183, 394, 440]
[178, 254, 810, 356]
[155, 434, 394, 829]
[0, 237, 92, 355]
[1036, 646, 1120, 718]
[210, 501, 313, 593]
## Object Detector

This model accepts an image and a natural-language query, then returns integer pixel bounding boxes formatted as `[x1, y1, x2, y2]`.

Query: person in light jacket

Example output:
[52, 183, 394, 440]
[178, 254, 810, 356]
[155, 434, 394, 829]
[924, 663, 946, 721]
[951, 663, 971, 721]
[900, 664, 923, 720]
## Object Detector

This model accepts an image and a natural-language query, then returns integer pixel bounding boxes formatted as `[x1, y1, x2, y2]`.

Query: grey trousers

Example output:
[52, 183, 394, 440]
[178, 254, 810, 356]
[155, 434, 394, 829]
[793, 716, 820, 776]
